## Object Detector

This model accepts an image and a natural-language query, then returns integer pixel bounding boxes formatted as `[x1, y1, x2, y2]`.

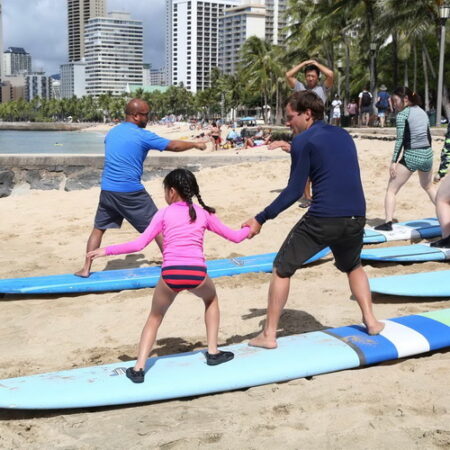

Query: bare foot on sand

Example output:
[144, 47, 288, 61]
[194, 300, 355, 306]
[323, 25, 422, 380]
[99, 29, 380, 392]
[248, 332, 277, 349]
[364, 320, 385, 336]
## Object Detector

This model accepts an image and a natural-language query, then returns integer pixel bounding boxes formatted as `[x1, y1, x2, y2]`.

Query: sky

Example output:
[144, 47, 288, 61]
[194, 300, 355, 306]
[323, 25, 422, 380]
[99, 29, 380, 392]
[2, 0, 166, 76]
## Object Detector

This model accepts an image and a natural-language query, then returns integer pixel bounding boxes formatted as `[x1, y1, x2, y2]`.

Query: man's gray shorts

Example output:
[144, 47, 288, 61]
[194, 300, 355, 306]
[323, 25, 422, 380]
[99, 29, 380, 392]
[94, 189, 158, 233]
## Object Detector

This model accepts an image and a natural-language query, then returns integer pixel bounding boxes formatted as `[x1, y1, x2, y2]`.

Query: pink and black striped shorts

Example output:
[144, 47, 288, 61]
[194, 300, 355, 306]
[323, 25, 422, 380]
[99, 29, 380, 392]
[161, 265, 207, 292]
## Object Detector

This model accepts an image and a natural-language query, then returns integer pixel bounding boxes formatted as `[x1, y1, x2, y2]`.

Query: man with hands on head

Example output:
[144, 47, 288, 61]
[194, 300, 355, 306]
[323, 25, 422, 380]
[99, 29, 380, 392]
[284, 59, 334, 207]
[286, 58, 334, 104]
[243, 90, 384, 350]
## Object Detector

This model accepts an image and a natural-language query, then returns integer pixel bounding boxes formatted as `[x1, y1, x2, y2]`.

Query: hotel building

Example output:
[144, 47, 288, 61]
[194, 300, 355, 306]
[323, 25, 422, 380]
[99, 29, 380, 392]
[84, 12, 143, 96]
[67, 0, 107, 62]
[265, 0, 288, 45]
[3, 47, 32, 76]
[60, 61, 87, 98]
[165, 0, 240, 93]
[219, 3, 266, 75]
[25, 72, 52, 101]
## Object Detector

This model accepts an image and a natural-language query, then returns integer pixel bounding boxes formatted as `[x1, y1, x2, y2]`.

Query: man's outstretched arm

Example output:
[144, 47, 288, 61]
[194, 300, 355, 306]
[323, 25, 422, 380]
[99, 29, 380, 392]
[166, 140, 206, 152]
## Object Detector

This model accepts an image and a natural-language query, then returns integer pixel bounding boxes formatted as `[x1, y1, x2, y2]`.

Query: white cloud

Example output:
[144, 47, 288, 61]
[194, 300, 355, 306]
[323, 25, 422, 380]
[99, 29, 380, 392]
[2, 0, 166, 75]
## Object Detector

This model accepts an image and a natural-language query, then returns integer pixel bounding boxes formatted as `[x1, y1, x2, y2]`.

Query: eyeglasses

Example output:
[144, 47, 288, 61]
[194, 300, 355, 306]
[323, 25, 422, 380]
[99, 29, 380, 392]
[136, 111, 150, 117]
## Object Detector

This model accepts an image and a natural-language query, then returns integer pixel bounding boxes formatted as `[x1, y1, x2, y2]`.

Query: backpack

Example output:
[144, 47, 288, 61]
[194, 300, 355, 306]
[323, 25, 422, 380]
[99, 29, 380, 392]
[361, 91, 372, 107]
[376, 92, 389, 109]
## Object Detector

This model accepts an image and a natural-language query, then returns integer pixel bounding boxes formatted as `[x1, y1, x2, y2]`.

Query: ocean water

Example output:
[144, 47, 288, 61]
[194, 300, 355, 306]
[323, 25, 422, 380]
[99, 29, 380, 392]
[0, 130, 106, 154]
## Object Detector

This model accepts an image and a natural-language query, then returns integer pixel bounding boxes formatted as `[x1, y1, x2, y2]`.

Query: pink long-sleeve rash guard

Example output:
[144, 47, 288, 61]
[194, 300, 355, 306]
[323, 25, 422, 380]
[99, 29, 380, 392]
[105, 202, 250, 267]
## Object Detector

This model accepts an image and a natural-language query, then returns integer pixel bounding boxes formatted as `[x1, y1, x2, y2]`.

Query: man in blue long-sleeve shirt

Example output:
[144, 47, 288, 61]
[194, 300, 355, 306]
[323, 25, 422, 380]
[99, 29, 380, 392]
[244, 91, 384, 349]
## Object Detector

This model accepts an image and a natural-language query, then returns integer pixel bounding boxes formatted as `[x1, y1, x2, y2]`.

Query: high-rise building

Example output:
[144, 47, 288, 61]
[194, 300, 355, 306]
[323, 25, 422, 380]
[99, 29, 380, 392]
[67, 0, 107, 62]
[150, 67, 166, 86]
[265, 0, 287, 45]
[219, 3, 266, 75]
[143, 63, 151, 86]
[26, 72, 52, 101]
[165, 0, 240, 93]
[60, 61, 86, 98]
[0, 0, 4, 80]
[84, 11, 143, 96]
[1, 75, 26, 103]
[3, 47, 32, 76]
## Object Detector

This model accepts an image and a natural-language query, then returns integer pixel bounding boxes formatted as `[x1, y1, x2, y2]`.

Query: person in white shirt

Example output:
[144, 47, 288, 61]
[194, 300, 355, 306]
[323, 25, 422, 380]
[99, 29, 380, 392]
[331, 94, 342, 126]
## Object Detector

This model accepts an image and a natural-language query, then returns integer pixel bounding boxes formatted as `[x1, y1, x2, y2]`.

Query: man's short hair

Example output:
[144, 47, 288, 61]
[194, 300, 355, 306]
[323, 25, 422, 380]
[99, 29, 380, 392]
[287, 91, 325, 120]
[304, 64, 320, 77]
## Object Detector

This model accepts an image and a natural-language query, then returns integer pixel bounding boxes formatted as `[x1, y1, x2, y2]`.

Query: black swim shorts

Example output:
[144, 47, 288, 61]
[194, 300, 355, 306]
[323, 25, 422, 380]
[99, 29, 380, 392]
[274, 214, 365, 277]
[94, 189, 158, 232]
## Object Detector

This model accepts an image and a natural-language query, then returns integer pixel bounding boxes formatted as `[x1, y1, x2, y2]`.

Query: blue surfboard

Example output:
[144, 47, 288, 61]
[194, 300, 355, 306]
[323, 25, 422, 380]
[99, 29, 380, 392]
[0, 308, 448, 410]
[370, 270, 450, 297]
[361, 243, 450, 262]
[0, 248, 330, 295]
[363, 218, 440, 244]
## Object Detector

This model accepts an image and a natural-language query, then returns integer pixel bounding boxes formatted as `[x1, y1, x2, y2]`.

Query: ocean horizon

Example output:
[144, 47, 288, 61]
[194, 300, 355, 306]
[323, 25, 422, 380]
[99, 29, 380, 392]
[0, 130, 105, 155]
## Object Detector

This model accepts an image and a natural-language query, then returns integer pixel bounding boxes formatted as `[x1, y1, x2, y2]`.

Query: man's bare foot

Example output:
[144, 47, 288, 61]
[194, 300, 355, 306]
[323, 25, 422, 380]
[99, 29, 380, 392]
[74, 269, 90, 278]
[364, 320, 385, 336]
[248, 332, 278, 349]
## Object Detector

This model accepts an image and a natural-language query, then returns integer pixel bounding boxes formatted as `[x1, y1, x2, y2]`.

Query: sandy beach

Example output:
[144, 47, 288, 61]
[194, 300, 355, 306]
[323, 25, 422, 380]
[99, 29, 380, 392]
[1, 123, 449, 449]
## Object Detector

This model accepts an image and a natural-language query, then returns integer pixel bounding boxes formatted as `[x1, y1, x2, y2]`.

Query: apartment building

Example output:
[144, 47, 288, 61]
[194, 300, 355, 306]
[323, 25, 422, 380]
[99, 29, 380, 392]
[60, 61, 87, 98]
[26, 72, 52, 101]
[3, 47, 32, 76]
[219, 3, 266, 75]
[165, 0, 240, 93]
[67, 0, 107, 62]
[84, 11, 143, 96]
[265, 0, 288, 45]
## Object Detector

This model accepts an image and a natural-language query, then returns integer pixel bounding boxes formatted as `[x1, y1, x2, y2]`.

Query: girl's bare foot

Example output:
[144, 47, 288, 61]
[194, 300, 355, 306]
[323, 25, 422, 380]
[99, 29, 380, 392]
[74, 269, 90, 278]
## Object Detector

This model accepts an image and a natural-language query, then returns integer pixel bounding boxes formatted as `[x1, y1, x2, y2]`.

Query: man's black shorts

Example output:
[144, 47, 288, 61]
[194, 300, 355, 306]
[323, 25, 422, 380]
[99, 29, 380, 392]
[274, 214, 365, 277]
[94, 189, 158, 233]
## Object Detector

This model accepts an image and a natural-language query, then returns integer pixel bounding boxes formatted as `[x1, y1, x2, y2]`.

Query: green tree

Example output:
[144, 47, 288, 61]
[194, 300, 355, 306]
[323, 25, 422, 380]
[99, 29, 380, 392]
[240, 36, 277, 123]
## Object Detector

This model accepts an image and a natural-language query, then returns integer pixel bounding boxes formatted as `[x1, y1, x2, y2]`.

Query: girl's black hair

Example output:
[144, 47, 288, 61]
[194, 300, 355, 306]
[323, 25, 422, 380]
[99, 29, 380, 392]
[393, 86, 422, 107]
[163, 168, 215, 222]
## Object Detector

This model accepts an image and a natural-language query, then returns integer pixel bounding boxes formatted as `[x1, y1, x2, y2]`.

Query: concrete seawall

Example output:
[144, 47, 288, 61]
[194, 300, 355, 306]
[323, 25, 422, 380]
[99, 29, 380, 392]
[0, 152, 286, 198]
[0, 122, 95, 131]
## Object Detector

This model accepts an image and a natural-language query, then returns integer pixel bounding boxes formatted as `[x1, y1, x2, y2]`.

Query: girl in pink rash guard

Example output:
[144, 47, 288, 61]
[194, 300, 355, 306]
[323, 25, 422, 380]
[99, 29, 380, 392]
[87, 168, 250, 383]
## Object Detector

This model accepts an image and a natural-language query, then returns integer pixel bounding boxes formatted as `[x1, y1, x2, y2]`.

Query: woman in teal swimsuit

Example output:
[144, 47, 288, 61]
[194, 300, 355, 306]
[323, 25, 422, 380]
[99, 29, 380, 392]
[375, 87, 437, 231]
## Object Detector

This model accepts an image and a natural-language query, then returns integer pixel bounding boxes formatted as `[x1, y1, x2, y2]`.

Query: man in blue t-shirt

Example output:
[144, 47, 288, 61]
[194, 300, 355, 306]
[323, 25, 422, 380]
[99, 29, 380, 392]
[75, 98, 206, 277]
[243, 91, 384, 349]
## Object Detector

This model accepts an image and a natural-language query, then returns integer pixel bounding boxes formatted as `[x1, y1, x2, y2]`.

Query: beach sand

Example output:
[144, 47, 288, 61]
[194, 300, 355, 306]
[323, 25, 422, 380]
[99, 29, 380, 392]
[1, 125, 449, 449]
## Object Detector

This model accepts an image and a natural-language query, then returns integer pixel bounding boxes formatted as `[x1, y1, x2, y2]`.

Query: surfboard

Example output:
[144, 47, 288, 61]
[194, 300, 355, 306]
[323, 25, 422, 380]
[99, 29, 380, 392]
[0, 248, 330, 295]
[363, 218, 440, 244]
[361, 243, 450, 262]
[1, 308, 448, 410]
[370, 270, 450, 297]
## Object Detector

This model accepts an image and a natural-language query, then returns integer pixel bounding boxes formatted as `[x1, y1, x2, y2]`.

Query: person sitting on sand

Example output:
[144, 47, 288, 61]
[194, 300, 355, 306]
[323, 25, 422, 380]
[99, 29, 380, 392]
[74, 99, 206, 278]
[225, 128, 241, 148]
[243, 90, 384, 349]
[87, 169, 250, 383]
[244, 127, 270, 149]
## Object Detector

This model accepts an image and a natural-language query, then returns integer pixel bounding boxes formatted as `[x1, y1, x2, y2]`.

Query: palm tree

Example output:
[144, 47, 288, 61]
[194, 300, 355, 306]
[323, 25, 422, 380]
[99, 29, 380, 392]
[378, 0, 443, 112]
[240, 36, 276, 123]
